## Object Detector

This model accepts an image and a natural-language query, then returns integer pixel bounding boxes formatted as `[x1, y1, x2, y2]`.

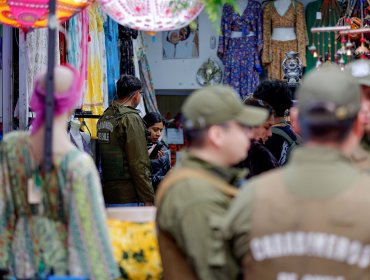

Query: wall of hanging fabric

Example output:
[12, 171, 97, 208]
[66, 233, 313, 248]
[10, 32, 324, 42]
[104, 16, 120, 104]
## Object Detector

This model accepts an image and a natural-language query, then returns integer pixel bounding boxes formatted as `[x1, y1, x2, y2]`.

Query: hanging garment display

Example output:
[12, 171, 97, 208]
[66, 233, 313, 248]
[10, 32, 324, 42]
[119, 25, 138, 76]
[67, 10, 89, 107]
[306, 0, 342, 72]
[217, 1, 263, 99]
[262, 0, 308, 80]
[83, 3, 108, 138]
[104, 16, 120, 103]
[26, 28, 60, 105]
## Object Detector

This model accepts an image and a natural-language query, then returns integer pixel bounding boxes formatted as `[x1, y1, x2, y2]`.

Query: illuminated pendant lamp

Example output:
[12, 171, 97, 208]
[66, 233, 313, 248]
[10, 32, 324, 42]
[98, 0, 204, 32]
[0, 0, 93, 32]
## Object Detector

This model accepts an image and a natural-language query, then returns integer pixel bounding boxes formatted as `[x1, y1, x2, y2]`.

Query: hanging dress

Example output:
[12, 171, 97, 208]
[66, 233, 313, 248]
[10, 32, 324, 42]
[262, 0, 308, 80]
[104, 16, 120, 104]
[84, 3, 108, 137]
[217, 1, 263, 99]
[119, 26, 138, 76]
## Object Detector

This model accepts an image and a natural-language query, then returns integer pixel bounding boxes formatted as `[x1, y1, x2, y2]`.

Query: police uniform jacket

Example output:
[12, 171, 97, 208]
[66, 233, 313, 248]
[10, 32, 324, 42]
[97, 101, 154, 204]
[223, 146, 370, 279]
[157, 152, 245, 280]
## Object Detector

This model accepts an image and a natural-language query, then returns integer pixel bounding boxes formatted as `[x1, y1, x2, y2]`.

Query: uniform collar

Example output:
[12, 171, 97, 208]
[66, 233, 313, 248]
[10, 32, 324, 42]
[179, 151, 247, 187]
[112, 100, 140, 113]
[289, 145, 351, 165]
[285, 145, 360, 198]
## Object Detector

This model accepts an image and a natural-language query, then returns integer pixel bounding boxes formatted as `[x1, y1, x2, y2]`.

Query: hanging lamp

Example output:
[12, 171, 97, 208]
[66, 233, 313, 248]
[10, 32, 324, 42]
[97, 0, 204, 31]
[0, 0, 93, 32]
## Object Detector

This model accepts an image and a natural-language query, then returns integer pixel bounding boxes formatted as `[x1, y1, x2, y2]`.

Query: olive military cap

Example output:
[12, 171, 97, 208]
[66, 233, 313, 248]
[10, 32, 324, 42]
[182, 85, 268, 129]
[296, 65, 361, 123]
[345, 59, 370, 87]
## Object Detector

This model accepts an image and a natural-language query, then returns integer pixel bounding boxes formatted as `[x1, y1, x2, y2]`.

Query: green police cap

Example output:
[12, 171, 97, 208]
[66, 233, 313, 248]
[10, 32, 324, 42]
[182, 85, 268, 129]
[345, 59, 370, 87]
[297, 65, 361, 123]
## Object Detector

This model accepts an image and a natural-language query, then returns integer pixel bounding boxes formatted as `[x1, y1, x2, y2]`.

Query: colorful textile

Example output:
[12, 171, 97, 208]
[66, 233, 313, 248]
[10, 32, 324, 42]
[108, 220, 162, 279]
[26, 28, 60, 105]
[84, 3, 108, 138]
[104, 16, 120, 104]
[217, 1, 263, 99]
[262, 0, 308, 79]
[0, 131, 120, 279]
[67, 10, 89, 107]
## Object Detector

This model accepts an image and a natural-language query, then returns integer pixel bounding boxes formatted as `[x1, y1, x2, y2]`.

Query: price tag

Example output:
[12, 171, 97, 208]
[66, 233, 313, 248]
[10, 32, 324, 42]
[28, 178, 42, 204]
[316, 12, 322, 20]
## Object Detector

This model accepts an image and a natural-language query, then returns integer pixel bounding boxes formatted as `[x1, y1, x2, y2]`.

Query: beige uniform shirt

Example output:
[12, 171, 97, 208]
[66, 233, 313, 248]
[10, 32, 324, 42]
[157, 152, 245, 280]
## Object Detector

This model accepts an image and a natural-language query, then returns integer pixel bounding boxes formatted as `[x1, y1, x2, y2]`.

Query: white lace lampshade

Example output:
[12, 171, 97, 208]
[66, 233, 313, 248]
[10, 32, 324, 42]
[97, 0, 204, 31]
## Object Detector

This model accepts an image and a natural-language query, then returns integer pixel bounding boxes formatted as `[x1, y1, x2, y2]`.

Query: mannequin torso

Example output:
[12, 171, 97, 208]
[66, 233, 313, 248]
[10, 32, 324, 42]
[231, 0, 254, 38]
[271, 0, 297, 41]
[69, 119, 91, 152]
[237, 0, 248, 15]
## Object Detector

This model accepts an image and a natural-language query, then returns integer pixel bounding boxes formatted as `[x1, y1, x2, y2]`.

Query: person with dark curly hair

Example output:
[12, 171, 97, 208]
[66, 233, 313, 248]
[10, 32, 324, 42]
[235, 97, 278, 178]
[97, 75, 154, 206]
[253, 80, 301, 165]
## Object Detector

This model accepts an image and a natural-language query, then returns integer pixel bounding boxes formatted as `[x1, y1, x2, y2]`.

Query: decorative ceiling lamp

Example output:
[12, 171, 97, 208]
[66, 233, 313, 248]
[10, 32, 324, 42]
[0, 0, 93, 32]
[98, 0, 204, 31]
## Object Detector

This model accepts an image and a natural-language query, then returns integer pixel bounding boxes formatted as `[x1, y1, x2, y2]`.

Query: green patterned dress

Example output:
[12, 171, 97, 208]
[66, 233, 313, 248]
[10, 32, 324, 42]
[0, 131, 120, 279]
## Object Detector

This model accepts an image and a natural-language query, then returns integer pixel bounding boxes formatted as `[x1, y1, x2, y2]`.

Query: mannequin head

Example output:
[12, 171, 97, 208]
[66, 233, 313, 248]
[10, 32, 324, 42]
[29, 64, 83, 134]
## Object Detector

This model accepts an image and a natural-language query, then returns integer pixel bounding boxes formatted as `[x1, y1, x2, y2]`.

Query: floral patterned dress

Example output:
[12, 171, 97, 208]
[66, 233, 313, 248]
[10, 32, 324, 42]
[0, 131, 120, 280]
[217, 1, 263, 99]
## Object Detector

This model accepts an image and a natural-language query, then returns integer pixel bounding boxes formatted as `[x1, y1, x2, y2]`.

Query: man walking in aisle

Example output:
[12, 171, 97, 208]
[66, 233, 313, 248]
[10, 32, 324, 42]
[97, 75, 154, 206]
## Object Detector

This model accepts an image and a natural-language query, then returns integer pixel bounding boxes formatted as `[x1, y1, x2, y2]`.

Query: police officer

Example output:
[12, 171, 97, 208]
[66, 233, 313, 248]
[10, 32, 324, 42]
[223, 66, 370, 279]
[346, 60, 370, 172]
[97, 75, 154, 206]
[155, 85, 268, 280]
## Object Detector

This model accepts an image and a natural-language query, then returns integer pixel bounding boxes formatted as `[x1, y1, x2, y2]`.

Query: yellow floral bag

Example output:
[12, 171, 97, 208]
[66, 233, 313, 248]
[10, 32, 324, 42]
[107, 219, 163, 280]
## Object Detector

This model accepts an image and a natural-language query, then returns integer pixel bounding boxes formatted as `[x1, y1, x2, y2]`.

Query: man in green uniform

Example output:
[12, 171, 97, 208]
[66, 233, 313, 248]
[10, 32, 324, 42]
[223, 66, 370, 279]
[156, 85, 268, 280]
[97, 75, 154, 206]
